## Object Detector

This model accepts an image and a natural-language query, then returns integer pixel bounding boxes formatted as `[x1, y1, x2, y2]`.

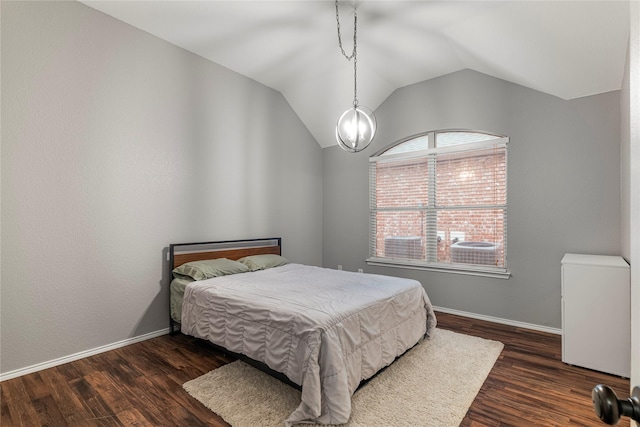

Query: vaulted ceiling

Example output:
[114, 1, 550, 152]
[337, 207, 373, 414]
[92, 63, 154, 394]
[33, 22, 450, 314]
[80, 1, 631, 148]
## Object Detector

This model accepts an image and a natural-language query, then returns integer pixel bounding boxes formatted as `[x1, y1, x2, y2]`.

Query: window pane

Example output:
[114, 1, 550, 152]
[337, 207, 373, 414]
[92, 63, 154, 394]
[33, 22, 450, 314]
[376, 158, 429, 208]
[436, 131, 499, 147]
[436, 147, 506, 207]
[381, 135, 428, 155]
[435, 209, 505, 267]
[370, 130, 508, 274]
[374, 210, 426, 260]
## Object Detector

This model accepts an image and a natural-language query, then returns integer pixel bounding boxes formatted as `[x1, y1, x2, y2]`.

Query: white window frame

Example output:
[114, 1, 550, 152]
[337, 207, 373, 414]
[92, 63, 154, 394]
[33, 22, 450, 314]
[366, 130, 511, 279]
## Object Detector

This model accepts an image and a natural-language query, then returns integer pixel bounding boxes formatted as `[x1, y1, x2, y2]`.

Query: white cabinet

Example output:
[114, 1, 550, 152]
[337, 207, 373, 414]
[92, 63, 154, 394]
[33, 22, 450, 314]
[561, 254, 630, 377]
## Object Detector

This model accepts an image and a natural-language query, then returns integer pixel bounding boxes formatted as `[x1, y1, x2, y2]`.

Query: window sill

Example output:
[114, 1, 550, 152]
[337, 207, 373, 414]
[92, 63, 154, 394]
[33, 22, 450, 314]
[365, 257, 511, 279]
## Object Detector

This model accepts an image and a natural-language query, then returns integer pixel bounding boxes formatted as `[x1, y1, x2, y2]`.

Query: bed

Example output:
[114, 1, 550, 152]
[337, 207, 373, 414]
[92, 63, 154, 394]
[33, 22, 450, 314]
[169, 237, 437, 426]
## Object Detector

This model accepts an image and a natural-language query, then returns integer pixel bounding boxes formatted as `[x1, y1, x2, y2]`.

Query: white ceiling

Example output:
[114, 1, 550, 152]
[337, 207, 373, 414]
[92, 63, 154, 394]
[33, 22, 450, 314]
[80, 1, 631, 148]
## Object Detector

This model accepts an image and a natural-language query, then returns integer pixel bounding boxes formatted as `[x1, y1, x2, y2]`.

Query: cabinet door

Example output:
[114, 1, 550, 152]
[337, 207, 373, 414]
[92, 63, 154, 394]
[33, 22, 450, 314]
[562, 263, 630, 377]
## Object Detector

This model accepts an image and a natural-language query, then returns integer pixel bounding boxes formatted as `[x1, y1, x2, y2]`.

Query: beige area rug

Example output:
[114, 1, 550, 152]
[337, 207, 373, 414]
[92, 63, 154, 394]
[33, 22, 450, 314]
[183, 329, 504, 427]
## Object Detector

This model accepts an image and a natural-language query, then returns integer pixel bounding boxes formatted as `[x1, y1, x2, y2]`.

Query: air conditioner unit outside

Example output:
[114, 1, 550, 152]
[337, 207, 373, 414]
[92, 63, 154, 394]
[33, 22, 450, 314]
[450, 241, 499, 266]
[384, 236, 422, 259]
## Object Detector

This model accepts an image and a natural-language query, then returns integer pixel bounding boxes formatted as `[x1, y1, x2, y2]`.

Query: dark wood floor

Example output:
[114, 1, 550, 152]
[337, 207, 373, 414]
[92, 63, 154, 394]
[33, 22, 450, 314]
[1, 312, 631, 426]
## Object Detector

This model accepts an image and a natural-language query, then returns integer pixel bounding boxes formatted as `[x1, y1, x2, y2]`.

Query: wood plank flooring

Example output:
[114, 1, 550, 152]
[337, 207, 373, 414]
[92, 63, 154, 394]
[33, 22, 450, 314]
[436, 313, 631, 427]
[1, 312, 631, 426]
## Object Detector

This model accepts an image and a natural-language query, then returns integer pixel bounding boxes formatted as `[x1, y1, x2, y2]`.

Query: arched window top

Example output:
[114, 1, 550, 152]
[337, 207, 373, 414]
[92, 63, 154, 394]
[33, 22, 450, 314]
[377, 130, 504, 157]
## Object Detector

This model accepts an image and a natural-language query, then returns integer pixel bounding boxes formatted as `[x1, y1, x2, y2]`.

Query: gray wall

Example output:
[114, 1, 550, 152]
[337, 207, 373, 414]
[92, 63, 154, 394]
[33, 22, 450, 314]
[323, 69, 621, 329]
[1, 1, 323, 375]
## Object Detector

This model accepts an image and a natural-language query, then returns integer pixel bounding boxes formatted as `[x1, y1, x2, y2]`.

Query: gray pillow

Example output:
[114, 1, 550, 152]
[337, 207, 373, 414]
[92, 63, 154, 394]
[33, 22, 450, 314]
[172, 258, 250, 281]
[238, 254, 289, 271]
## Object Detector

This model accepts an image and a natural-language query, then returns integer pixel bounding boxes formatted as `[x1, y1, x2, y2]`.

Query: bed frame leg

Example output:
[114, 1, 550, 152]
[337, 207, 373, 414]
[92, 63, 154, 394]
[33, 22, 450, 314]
[169, 317, 180, 335]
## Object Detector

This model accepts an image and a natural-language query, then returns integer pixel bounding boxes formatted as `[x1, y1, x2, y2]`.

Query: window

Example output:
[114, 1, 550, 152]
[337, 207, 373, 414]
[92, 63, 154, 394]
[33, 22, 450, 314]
[367, 130, 509, 278]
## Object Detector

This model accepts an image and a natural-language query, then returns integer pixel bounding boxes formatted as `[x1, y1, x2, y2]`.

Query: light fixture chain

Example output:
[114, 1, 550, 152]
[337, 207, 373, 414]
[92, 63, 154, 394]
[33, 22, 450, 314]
[335, 0, 359, 106]
[335, 0, 376, 152]
[335, 0, 356, 61]
[353, 30, 358, 107]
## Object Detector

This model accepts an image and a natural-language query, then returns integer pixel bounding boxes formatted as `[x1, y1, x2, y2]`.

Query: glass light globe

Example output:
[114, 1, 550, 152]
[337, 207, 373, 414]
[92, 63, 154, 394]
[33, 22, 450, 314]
[335, 105, 377, 153]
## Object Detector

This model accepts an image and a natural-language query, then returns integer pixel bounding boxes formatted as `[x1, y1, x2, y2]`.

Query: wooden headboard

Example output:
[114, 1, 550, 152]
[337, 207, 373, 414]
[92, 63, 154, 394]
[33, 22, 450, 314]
[169, 237, 282, 269]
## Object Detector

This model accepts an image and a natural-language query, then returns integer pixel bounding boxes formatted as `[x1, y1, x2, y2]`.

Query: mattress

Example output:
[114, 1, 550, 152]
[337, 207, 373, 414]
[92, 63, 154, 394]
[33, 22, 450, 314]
[181, 263, 436, 426]
[170, 277, 192, 324]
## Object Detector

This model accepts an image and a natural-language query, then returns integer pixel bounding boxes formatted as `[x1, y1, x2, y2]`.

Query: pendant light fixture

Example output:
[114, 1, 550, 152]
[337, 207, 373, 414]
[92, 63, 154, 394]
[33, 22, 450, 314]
[335, 0, 377, 153]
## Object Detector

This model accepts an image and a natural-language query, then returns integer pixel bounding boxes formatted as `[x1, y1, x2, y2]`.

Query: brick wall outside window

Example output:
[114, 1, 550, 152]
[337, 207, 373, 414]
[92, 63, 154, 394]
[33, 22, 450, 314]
[374, 151, 506, 267]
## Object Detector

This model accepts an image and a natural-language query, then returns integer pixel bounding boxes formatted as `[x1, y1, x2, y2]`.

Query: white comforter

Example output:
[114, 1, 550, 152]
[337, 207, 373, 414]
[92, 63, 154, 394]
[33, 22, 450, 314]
[181, 263, 437, 426]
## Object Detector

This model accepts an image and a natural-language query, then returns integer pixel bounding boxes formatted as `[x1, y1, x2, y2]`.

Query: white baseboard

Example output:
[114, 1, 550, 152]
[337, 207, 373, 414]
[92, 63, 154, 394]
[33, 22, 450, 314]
[434, 306, 562, 335]
[0, 328, 170, 382]
[1, 309, 560, 382]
